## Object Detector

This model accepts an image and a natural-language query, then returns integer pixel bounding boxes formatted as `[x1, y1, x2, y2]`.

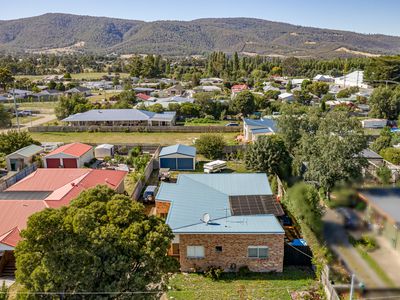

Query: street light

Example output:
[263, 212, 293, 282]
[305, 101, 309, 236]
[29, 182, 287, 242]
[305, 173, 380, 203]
[12, 81, 20, 131]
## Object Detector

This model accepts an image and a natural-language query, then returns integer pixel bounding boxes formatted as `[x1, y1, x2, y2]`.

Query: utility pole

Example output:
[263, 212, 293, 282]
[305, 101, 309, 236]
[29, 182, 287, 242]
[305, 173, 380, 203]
[12, 81, 20, 131]
[349, 273, 355, 300]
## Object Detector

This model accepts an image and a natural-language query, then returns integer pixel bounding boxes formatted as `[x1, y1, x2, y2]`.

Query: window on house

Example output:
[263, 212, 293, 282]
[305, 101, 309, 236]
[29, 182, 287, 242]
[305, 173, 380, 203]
[187, 246, 205, 258]
[215, 246, 223, 252]
[248, 246, 269, 259]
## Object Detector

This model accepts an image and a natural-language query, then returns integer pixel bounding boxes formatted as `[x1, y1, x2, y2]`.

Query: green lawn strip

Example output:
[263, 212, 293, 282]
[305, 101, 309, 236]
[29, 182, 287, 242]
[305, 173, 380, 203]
[167, 267, 316, 300]
[355, 246, 396, 287]
[12, 115, 43, 125]
[29, 131, 238, 145]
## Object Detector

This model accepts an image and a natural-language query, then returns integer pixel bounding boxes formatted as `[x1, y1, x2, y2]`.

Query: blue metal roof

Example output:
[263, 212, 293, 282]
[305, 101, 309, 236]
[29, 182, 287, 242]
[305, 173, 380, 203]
[62, 109, 176, 122]
[244, 117, 278, 133]
[173, 215, 284, 234]
[159, 144, 196, 157]
[156, 173, 276, 232]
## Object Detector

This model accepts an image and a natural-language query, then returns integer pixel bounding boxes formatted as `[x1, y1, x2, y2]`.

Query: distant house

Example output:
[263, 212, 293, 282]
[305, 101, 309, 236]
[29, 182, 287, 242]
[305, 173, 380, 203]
[62, 109, 176, 127]
[155, 173, 285, 272]
[359, 188, 400, 252]
[335, 71, 369, 88]
[65, 86, 91, 96]
[142, 96, 194, 109]
[314, 74, 334, 82]
[32, 89, 62, 101]
[0, 95, 9, 102]
[263, 83, 280, 92]
[165, 84, 184, 96]
[278, 92, 294, 102]
[200, 78, 223, 85]
[43, 74, 64, 83]
[136, 93, 156, 102]
[159, 144, 196, 170]
[133, 87, 155, 96]
[194, 86, 222, 93]
[6, 145, 43, 172]
[361, 119, 387, 129]
[7, 89, 32, 99]
[291, 79, 306, 87]
[95, 144, 115, 159]
[231, 84, 248, 96]
[243, 117, 277, 142]
[44, 142, 94, 168]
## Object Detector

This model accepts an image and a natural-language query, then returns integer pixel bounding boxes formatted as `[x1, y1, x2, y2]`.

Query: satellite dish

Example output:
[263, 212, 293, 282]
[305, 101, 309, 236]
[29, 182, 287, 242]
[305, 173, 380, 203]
[202, 213, 210, 224]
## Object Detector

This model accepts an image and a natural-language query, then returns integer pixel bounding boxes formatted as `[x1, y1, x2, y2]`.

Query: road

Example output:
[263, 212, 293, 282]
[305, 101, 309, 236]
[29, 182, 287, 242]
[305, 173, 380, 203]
[0, 114, 56, 133]
[323, 208, 386, 288]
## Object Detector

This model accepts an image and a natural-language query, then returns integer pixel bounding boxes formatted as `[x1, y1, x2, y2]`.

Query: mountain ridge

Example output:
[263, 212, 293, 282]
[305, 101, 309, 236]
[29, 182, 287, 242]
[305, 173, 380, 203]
[0, 13, 399, 57]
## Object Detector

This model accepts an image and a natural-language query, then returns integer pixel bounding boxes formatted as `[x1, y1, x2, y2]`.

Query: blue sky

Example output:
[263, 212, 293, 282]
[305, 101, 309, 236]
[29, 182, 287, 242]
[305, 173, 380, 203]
[2, 0, 400, 36]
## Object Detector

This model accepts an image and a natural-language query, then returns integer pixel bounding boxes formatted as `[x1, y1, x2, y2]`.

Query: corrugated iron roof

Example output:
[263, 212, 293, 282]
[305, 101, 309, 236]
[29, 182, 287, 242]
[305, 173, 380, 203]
[45, 142, 92, 158]
[159, 144, 196, 157]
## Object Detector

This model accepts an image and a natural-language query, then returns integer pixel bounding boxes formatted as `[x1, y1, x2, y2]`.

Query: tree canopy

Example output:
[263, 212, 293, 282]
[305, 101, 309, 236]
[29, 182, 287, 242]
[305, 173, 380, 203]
[0, 131, 39, 155]
[244, 135, 292, 179]
[230, 90, 255, 116]
[55, 94, 94, 120]
[0, 104, 11, 128]
[368, 86, 400, 120]
[15, 186, 178, 299]
[195, 134, 226, 159]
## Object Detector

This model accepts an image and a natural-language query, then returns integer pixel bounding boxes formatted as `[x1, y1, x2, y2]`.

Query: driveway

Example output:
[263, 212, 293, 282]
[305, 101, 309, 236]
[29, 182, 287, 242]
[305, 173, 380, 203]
[0, 114, 56, 133]
[323, 208, 386, 288]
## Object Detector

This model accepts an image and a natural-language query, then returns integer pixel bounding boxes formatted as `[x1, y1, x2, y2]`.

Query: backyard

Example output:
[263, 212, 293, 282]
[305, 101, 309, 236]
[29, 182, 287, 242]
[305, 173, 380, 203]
[166, 267, 317, 300]
[29, 131, 238, 145]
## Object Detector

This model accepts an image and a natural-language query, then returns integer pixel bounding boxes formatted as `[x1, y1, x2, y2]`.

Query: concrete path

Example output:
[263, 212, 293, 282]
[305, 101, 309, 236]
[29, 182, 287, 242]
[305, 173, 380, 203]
[323, 208, 386, 288]
[0, 114, 56, 133]
[0, 277, 15, 288]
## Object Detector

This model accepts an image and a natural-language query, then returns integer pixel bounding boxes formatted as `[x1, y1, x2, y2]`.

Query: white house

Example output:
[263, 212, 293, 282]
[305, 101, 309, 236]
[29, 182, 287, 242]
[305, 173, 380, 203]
[278, 92, 295, 102]
[335, 71, 369, 88]
[314, 75, 334, 82]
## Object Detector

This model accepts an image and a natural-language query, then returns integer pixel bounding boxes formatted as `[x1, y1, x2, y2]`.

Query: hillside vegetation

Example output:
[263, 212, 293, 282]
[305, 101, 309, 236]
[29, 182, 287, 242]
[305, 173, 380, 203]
[1, 14, 400, 57]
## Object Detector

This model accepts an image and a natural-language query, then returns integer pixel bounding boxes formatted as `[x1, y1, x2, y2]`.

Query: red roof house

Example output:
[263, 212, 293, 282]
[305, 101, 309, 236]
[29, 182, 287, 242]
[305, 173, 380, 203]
[0, 168, 127, 250]
[231, 84, 249, 94]
[44, 143, 94, 168]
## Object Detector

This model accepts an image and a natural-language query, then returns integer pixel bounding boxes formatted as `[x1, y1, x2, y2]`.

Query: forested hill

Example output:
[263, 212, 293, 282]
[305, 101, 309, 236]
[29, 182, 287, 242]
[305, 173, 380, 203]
[1, 13, 400, 57]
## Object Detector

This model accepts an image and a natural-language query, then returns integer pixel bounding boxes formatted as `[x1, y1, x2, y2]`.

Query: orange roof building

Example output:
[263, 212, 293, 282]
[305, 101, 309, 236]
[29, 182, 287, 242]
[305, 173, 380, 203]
[44, 143, 94, 168]
[0, 168, 127, 249]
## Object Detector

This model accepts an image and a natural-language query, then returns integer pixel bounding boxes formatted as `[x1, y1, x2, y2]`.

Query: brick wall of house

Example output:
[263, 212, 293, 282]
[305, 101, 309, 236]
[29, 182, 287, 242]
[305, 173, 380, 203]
[179, 233, 284, 272]
[155, 201, 171, 216]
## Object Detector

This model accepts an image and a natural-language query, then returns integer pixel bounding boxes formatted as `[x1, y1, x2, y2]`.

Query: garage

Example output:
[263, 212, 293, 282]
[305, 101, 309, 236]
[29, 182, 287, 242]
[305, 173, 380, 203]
[177, 158, 194, 170]
[46, 158, 61, 168]
[159, 144, 196, 171]
[160, 158, 177, 169]
[63, 158, 78, 168]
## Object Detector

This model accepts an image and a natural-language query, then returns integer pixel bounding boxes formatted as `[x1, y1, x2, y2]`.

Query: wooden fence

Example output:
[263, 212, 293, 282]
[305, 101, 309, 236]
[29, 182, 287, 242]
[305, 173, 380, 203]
[321, 265, 341, 300]
[0, 163, 38, 192]
[29, 125, 241, 133]
[131, 147, 161, 201]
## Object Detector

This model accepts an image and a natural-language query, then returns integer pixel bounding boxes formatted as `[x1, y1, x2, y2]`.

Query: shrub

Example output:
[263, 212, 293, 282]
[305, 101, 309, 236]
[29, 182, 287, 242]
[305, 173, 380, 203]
[359, 235, 378, 251]
[238, 265, 250, 276]
[377, 165, 391, 184]
[204, 266, 224, 281]
[380, 147, 400, 165]
[195, 134, 226, 159]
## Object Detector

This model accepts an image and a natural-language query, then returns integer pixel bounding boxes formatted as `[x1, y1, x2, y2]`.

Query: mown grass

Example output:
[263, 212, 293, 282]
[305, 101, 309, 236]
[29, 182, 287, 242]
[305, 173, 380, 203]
[29, 131, 238, 146]
[167, 266, 316, 300]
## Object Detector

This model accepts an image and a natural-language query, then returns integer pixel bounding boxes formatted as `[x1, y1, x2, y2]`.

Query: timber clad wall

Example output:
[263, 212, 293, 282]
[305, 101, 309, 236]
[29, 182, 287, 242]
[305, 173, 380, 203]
[179, 234, 284, 272]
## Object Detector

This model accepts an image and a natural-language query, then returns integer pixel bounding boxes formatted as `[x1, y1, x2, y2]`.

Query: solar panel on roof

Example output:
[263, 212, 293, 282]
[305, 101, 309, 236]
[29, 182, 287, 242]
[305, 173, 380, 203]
[229, 195, 284, 216]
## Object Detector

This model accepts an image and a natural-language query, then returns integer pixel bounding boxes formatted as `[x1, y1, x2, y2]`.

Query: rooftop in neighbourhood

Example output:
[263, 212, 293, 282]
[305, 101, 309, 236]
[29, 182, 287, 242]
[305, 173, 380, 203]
[45, 142, 92, 158]
[0, 168, 127, 247]
[6, 144, 43, 158]
[62, 109, 176, 123]
[244, 117, 278, 133]
[159, 144, 196, 157]
[359, 188, 400, 225]
[156, 173, 281, 232]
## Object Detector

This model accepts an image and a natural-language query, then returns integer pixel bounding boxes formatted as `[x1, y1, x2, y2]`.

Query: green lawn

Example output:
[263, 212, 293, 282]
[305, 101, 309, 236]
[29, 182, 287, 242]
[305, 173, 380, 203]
[88, 91, 122, 102]
[29, 131, 238, 145]
[12, 115, 43, 125]
[167, 267, 316, 300]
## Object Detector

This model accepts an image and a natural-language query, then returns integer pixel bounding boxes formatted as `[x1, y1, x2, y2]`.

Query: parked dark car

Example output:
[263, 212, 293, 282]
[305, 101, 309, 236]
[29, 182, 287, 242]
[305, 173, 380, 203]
[225, 122, 239, 127]
[336, 207, 362, 230]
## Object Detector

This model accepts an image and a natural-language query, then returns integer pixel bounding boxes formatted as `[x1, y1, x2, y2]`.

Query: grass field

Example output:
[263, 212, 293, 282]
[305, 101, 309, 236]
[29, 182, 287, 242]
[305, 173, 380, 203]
[167, 267, 316, 300]
[29, 132, 238, 145]
[12, 115, 43, 125]
[15, 72, 130, 81]
[88, 91, 121, 102]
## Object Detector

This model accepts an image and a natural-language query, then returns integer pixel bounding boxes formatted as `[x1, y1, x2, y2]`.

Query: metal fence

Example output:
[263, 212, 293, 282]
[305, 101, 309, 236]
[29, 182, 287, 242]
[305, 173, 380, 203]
[0, 163, 38, 192]
[29, 125, 241, 133]
[321, 265, 341, 300]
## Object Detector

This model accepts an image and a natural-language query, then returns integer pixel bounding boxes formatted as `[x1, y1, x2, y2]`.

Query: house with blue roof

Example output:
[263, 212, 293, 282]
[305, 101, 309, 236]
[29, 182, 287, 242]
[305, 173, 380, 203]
[155, 173, 285, 272]
[159, 144, 196, 170]
[243, 117, 277, 142]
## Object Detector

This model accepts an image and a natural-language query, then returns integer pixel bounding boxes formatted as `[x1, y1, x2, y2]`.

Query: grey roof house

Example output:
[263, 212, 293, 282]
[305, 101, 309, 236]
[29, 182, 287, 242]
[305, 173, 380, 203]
[243, 117, 277, 142]
[6, 145, 43, 172]
[62, 109, 176, 126]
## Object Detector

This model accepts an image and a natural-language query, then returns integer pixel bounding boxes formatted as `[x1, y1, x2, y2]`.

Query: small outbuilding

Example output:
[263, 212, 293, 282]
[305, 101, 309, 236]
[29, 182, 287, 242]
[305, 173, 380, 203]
[95, 144, 115, 159]
[159, 144, 196, 170]
[44, 143, 94, 168]
[6, 145, 43, 171]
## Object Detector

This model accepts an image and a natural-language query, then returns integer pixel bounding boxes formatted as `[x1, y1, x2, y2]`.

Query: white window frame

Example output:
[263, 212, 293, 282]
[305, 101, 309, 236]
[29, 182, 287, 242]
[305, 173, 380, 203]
[187, 245, 205, 258]
[248, 246, 269, 259]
